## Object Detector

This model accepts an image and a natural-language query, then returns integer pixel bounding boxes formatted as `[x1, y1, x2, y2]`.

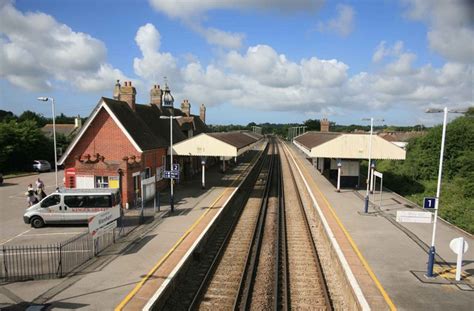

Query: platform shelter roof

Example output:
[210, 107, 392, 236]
[294, 131, 406, 160]
[171, 131, 262, 157]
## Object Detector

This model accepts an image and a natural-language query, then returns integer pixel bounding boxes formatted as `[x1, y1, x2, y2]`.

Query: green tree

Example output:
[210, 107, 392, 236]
[0, 120, 53, 173]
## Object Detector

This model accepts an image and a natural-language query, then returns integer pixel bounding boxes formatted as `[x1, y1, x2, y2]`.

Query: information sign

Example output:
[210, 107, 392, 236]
[164, 170, 180, 179]
[88, 206, 120, 236]
[173, 164, 180, 171]
[423, 197, 437, 209]
[396, 211, 432, 223]
[93, 220, 117, 238]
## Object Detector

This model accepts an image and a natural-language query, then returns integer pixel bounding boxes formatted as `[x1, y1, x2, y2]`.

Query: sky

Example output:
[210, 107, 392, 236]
[0, 0, 472, 126]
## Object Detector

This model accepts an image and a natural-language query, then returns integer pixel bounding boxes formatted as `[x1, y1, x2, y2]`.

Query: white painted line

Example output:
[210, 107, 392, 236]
[22, 232, 85, 237]
[0, 229, 32, 246]
[283, 143, 371, 311]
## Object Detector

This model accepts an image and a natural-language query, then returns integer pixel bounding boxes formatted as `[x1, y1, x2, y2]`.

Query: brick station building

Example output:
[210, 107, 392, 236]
[58, 81, 207, 207]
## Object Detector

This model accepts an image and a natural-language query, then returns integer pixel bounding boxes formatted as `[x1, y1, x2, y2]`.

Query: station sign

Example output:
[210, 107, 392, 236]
[396, 211, 432, 223]
[164, 170, 180, 179]
[88, 206, 120, 236]
[423, 197, 437, 209]
[173, 164, 180, 171]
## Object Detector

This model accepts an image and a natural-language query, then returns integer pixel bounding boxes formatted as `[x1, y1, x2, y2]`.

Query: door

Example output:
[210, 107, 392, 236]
[39, 194, 63, 223]
[63, 195, 90, 223]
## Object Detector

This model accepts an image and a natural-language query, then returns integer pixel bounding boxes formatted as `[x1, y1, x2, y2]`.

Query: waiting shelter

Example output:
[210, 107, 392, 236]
[293, 132, 406, 191]
[171, 131, 264, 188]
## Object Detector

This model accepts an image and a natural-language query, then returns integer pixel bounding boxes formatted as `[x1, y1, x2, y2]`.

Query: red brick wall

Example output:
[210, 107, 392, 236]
[65, 107, 138, 168]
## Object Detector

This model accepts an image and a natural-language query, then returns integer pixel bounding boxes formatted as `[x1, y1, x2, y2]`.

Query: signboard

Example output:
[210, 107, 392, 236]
[163, 170, 179, 179]
[373, 170, 383, 178]
[88, 206, 121, 236]
[423, 197, 436, 209]
[396, 211, 433, 223]
[172, 163, 180, 171]
[450, 237, 469, 255]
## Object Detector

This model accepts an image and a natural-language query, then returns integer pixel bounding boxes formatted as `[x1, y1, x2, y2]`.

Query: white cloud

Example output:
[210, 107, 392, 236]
[148, 0, 324, 49]
[148, 0, 324, 19]
[133, 23, 180, 84]
[0, 0, 129, 92]
[188, 21, 245, 49]
[318, 4, 355, 37]
[402, 0, 474, 63]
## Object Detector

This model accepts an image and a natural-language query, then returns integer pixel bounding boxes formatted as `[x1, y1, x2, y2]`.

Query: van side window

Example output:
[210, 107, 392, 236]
[88, 195, 111, 207]
[64, 196, 85, 207]
[41, 195, 61, 208]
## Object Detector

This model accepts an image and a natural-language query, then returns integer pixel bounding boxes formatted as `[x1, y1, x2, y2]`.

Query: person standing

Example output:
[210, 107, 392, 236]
[35, 178, 46, 199]
[26, 184, 38, 206]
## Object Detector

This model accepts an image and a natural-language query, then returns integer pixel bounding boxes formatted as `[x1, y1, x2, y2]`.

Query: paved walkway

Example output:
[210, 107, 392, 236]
[0, 150, 261, 310]
[288, 142, 473, 311]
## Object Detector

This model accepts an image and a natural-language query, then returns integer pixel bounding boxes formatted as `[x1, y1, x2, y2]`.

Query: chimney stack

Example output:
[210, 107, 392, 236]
[320, 118, 330, 132]
[181, 99, 191, 117]
[120, 81, 136, 111]
[200, 104, 206, 124]
[113, 80, 121, 100]
[150, 84, 162, 107]
[74, 115, 82, 128]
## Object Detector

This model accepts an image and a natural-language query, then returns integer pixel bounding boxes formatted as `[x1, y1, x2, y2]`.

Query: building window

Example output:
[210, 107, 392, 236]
[95, 176, 109, 188]
[145, 167, 151, 179]
[162, 155, 166, 170]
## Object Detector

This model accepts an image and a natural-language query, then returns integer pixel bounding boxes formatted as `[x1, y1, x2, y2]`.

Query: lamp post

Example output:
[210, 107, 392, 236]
[425, 107, 467, 277]
[37, 97, 58, 189]
[361, 117, 384, 213]
[159, 83, 181, 213]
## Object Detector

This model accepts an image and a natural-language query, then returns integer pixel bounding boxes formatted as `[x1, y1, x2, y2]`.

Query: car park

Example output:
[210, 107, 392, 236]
[33, 160, 51, 172]
[23, 188, 121, 228]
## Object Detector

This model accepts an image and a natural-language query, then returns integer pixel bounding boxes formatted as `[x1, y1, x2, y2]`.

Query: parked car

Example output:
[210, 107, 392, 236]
[0, 173, 3, 185]
[33, 160, 51, 172]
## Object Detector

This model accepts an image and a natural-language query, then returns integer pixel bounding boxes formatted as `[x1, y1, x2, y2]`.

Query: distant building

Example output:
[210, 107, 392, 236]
[58, 81, 207, 207]
[378, 131, 426, 149]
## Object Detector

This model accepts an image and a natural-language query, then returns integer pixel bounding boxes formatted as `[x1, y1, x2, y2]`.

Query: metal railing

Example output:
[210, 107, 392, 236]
[0, 207, 157, 282]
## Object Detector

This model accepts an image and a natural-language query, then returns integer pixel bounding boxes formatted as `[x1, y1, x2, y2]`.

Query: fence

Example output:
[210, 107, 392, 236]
[0, 210, 154, 282]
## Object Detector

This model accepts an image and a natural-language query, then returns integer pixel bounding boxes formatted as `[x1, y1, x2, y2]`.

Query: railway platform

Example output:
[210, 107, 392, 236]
[0, 149, 263, 310]
[287, 142, 474, 310]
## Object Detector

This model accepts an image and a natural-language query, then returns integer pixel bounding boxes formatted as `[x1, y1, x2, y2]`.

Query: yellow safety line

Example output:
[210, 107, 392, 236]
[288, 144, 397, 311]
[115, 147, 264, 310]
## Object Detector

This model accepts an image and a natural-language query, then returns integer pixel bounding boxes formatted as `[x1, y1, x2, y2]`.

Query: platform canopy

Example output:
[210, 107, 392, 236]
[171, 131, 263, 158]
[294, 132, 406, 160]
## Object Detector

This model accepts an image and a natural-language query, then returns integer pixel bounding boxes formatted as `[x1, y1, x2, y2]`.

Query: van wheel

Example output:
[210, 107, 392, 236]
[31, 216, 45, 228]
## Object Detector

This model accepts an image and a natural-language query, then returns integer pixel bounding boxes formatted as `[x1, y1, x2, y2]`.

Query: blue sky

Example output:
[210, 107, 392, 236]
[1, 0, 472, 126]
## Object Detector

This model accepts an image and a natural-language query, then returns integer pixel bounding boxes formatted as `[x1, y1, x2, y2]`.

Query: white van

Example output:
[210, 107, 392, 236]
[24, 188, 121, 228]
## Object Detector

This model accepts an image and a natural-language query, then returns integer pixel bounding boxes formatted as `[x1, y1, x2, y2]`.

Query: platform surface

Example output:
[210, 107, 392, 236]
[288, 142, 473, 311]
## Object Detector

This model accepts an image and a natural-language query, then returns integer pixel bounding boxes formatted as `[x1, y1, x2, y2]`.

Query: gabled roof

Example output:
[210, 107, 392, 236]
[294, 131, 406, 160]
[41, 124, 79, 137]
[172, 131, 262, 157]
[58, 97, 188, 165]
[208, 131, 258, 149]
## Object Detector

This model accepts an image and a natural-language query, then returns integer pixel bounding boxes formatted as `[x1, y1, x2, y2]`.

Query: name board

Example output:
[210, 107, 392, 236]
[396, 211, 432, 223]
[88, 206, 121, 236]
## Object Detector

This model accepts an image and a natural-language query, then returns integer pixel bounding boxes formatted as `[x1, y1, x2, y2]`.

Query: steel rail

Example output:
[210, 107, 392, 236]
[187, 142, 271, 310]
[277, 142, 289, 310]
[235, 139, 276, 310]
[281, 141, 333, 310]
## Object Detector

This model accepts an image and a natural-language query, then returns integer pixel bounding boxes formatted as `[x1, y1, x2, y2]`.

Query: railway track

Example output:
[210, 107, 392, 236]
[159, 138, 332, 310]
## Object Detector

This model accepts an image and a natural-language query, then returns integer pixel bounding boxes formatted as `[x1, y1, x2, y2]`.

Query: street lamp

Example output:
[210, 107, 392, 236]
[37, 97, 58, 189]
[361, 117, 384, 213]
[425, 107, 467, 278]
[159, 83, 181, 213]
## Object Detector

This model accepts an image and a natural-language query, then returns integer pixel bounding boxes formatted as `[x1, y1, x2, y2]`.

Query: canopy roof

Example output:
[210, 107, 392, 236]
[294, 132, 406, 160]
[172, 131, 263, 157]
